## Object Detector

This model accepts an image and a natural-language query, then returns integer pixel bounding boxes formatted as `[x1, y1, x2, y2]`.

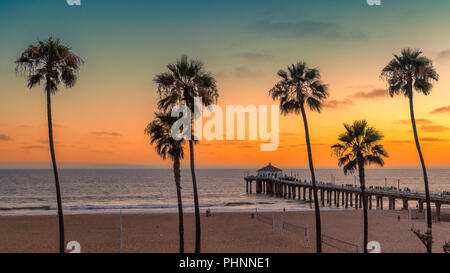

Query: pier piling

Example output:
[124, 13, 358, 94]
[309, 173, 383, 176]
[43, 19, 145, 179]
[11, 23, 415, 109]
[243, 175, 450, 214]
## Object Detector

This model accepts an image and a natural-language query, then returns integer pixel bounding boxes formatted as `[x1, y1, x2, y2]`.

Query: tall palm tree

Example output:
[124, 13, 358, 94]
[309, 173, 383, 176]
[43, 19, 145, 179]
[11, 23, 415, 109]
[145, 112, 186, 253]
[16, 38, 82, 253]
[154, 55, 218, 253]
[331, 120, 388, 253]
[381, 48, 438, 253]
[269, 62, 328, 253]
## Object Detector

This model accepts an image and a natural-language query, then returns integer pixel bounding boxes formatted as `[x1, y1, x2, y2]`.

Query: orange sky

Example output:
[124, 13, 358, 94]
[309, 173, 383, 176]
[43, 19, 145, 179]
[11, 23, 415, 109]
[1, 67, 449, 168]
[1, 0, 450, 168]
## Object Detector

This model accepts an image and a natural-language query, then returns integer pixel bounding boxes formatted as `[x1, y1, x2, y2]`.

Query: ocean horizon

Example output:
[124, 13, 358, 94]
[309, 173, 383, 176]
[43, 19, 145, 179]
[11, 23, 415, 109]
[1, 167, 449, 216]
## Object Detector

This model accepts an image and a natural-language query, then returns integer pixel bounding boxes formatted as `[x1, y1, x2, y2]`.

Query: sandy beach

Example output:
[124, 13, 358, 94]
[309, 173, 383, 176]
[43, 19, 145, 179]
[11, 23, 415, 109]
[0, 209, 448, 253]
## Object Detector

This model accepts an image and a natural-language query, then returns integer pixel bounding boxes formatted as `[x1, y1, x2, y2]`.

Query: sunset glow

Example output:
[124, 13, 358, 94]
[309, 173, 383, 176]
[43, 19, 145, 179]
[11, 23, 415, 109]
[1, 0, 450, 168]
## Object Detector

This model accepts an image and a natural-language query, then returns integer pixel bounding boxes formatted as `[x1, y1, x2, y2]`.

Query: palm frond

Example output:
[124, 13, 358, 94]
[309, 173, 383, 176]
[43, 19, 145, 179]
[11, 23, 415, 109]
[332, 120, 388, 175]
[145, 111, 185, 161]
[381, 48, 438, 98]
[16, 37, 82, 94]
[269, 61, 328, 115]
[155, 55, 218, 114]
[343, 160, 357, 175]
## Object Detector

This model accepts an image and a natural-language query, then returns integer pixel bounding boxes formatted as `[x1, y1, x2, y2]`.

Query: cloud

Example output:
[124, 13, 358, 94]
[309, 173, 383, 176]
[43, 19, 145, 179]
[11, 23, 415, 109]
[387, 137, 449, 143]
[420, 137, 448, 142]
[420, 125, 450, 133]
[430, 106, 450, 114]
[38, 139, 61, 145]
[16, 125, 32, 129]
[279, 143, 325, 149]
[86, 149, 114, 154]
[22, 145, 46, 149]
[233, 52, 274, 61]
[215, 71, 227, 78]
[386, 140, 411, 144]
[233, 66, 264, 78]
[238, 144, 257, 149]
[249, 20, 367, 40]
[0, 134, 13, 141]
[323, 99, 354, 109]
[346, 84, 376, 90]
[90, 131, 122, 137]
[436, 49, 450, 62]
[396, 119, 433, 125]
[280, 132, 297, 137]
[351, 89, 387, 99]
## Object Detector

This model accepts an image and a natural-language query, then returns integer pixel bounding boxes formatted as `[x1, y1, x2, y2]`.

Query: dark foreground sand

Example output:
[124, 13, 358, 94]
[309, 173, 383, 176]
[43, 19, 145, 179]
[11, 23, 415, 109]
[0, 209, 448, 253]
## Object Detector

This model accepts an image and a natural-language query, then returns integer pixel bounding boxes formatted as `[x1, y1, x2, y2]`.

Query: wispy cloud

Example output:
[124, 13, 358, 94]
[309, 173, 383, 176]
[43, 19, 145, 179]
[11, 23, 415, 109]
[396, 119, 433, 125]
[436, 49, 450, 63]
[323, 99, 354, 109]
[22, 145, 46, 149]
[351, 89, 387, 99]
[233, 66, 264, 78]
[16, 125, 32, 129]
[90, 131, 122, 137]
[283, 143, 325, 148]
[38, 139, 61, 145]
[233, 52, 274, 61]
[0, 134, 13, 141]
[279, 132, 297, 138]
[420, 137, 448, 142]
[386, 140, 411, 144]
[238, 144, 257, 149]
[386, 138, 449, 143]
[430, 105, 450, 114]
[420, 125, 449, 133]
[249, 19, 367, 40]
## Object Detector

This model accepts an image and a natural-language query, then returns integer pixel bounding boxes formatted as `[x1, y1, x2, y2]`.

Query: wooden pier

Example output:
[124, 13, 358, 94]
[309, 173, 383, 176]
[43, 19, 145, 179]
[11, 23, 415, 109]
[244, 175, 450, 219]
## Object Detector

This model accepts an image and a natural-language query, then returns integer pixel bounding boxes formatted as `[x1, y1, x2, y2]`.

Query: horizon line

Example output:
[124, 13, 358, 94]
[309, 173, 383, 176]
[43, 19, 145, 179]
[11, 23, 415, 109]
[1, 164, 450, 170]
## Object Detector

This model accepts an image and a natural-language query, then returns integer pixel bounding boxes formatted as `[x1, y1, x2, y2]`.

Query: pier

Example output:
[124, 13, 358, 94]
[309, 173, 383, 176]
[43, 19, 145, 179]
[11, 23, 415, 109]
[244, 164, 450, 219]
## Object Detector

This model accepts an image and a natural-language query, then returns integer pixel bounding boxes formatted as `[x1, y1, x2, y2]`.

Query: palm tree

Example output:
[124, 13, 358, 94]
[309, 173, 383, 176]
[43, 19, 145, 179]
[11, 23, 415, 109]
[145, 112, 186, 253]
[269, 62, 328, 253]
[331, 120, 388, 253]
[16, 37, 83, 253]
[381, 48, 438, 253]
[154, 55, 218, 253]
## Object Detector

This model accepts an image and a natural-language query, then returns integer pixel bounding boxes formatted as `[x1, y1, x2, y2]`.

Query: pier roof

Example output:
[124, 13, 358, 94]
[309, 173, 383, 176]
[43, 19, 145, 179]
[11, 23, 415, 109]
[258, 162, 282, 172]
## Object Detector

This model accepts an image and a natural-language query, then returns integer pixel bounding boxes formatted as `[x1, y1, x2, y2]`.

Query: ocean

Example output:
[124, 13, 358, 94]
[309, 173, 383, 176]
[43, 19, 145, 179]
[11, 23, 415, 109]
[0, 168, 449, 216]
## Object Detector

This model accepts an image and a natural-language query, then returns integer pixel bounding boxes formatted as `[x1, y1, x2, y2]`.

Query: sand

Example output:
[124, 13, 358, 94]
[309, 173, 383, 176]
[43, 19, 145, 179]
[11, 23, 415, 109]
[0, 209, 448, 253]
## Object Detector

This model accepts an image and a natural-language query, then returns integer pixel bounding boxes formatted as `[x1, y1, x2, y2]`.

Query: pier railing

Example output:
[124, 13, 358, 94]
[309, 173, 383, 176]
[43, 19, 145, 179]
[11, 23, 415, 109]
[244, 175, 449, 219]
[245, 175, 449, 200]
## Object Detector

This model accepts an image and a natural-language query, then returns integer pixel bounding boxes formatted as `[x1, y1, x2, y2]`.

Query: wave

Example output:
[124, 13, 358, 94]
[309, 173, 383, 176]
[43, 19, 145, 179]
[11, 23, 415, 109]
[0, 201, 273, 212]
[225, 201, 275, 206]
[256, 201, 275, 205]
[225, 202, 253, 207]
[0, 205, 52, 211]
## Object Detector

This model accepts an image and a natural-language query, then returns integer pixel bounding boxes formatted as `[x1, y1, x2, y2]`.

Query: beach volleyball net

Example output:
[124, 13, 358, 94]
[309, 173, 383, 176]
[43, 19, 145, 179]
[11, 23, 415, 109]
[256, 213, 359, 253]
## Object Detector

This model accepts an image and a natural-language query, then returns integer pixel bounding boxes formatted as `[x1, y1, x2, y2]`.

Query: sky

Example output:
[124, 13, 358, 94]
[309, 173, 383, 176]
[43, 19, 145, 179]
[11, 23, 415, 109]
[0, 0, 450, 168]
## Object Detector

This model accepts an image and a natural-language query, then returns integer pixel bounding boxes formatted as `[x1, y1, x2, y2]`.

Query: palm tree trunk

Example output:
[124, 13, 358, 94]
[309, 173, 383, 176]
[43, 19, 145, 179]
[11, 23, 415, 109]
[46, 90, 65, 253]
[189, 140, 201, 253]
[300, 105, 322, 253]
[408, 93, 432, 253]
[357, 155, 368, 253]
[173, 156, 184, 253]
